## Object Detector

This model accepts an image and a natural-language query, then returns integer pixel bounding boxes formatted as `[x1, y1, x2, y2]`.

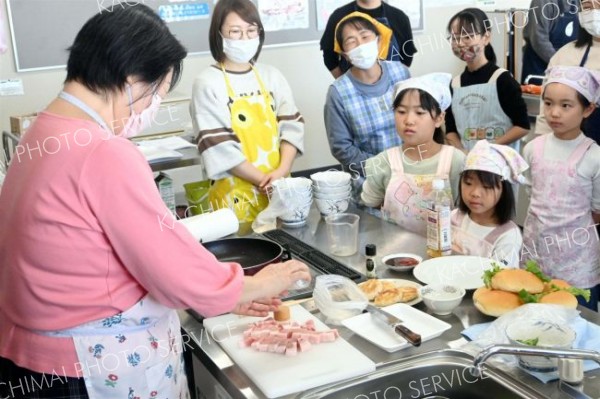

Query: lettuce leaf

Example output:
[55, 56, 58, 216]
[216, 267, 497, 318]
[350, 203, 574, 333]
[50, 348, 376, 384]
[518, 289, 543, 303]
[517, 337, 539, 346]
[482, 262, 503, 288]
[563, 287, 591, 302]
[524, 260, 551, 283]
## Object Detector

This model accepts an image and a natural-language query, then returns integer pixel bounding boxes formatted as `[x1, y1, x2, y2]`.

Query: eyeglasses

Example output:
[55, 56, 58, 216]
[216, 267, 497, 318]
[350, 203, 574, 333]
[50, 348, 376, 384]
[226, 26, 261, 40]
[342, 30, 377, 51]
[446, 32, 481, 45]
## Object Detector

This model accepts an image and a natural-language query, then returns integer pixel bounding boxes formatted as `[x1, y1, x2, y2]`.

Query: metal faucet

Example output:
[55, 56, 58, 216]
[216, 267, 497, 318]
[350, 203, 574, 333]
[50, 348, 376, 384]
[472, 344, 600, 373]
[472, 345, 600, 399]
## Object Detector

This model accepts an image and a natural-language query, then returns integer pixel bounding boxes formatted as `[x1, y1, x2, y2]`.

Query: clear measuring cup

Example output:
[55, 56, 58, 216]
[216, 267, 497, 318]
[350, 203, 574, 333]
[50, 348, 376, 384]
[325, 213, 360, 256]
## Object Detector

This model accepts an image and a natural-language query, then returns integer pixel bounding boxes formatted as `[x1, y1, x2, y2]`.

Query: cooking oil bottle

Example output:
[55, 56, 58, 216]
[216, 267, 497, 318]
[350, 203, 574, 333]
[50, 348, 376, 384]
[426, 178, 452, 258]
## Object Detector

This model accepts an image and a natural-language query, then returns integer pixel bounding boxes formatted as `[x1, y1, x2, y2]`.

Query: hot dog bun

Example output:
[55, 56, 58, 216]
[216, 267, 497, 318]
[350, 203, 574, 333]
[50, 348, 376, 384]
[473, 287, 523, 317]
[539, 290, 578, 309]
[491, 269, 544, 294]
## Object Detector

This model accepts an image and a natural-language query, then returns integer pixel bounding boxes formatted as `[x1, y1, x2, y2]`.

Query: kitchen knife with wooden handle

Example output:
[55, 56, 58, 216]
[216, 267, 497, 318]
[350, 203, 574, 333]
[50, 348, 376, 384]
[366, 304, 421, 346]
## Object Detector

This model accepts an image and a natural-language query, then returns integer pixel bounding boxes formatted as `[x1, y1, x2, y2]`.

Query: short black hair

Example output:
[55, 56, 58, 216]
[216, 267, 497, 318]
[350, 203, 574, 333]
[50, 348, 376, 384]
[447, 8, 497, 65]
[393, 88, 445, 145]
[335, 16, 379, 52]
[209, 0, 265, 63]
[542, 85, 592, 133]
[458, 170, 515, 225]
[66, 4, 186, 98]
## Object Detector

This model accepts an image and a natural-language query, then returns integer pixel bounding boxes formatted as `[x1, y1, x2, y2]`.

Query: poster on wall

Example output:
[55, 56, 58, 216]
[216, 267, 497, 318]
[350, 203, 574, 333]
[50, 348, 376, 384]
[315, 0, 347, 31]
[158, 2, 210, 23]
[257, 0, 310, 32]
[387, 0, 424, 32]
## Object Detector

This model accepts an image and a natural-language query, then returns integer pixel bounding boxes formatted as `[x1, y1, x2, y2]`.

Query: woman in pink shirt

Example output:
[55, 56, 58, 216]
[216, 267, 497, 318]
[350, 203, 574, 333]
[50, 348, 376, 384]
[0, 4, 310, 399]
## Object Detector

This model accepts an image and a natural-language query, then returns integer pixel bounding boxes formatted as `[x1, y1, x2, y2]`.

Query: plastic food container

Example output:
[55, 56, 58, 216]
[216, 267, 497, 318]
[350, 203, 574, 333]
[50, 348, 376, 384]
[506, 320, 576, 372]
[313, 275, 368, 324]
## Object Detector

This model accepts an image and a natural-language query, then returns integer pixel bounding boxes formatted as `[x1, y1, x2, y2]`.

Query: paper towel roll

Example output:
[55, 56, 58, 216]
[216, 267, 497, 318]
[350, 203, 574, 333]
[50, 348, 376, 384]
[178, 208, 239, 242]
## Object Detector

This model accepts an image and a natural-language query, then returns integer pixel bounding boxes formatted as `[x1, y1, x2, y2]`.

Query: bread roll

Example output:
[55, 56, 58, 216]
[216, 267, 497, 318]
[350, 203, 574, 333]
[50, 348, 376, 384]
[274, 305, 291, 321]
[473, 287, 523, 317]
[491, 269, 544, 294]
[539, 290, 578, 308]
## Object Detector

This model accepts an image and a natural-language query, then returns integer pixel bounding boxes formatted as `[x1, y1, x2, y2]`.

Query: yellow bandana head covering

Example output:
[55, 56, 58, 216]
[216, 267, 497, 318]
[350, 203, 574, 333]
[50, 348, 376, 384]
[333, 11, 392, 59]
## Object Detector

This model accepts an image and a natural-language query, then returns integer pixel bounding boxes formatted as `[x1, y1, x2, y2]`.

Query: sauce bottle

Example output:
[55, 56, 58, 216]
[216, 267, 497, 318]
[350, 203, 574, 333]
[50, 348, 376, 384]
[426, 179, 452, 258]
[365, 244, 377, 279]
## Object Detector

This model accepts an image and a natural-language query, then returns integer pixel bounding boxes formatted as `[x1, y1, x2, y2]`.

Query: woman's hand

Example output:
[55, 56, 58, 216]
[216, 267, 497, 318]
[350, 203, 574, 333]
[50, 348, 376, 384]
[258, 168, 288, 193]
[232, 297, 283, 317]
[238, 260, 311, 305]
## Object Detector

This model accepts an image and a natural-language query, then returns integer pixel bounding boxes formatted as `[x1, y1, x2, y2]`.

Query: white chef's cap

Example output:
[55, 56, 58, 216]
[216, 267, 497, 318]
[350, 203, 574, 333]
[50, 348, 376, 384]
[393, 73, 452, 111]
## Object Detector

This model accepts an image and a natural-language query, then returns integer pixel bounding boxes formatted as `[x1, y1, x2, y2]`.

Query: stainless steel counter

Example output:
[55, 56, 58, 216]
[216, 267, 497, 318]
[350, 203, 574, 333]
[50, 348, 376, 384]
[179, 205, 600, 399]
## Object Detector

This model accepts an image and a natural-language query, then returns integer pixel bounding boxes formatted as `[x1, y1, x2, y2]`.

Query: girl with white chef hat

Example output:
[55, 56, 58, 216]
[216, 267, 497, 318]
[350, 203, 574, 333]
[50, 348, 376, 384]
[445, 8, 530, 153]
[522, 65, 600, 310]
[361, 73, 465, 236]
[190, 0, 305, 223]
[535, 0, 600, 144]
[325, 11, 410, 195]
[452, 141, 528, 267]
[0, 4, 310, 398]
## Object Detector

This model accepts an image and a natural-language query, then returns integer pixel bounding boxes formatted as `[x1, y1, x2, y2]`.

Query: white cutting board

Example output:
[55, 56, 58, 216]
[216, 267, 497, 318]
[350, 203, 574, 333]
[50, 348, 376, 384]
[203, 305, 376, 398]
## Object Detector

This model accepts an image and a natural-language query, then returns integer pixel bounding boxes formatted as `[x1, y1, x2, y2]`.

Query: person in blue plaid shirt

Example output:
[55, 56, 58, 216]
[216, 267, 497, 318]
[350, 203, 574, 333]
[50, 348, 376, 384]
[324, 12, 410, 192]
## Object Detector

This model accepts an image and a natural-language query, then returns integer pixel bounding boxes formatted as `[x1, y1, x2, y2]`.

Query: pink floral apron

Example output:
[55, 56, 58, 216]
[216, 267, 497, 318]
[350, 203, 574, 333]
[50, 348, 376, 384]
[451, 210, 518, 265]
[382, 145, 454, 236]
[39, 295, 189, 399]
[522, 135, 600, 287]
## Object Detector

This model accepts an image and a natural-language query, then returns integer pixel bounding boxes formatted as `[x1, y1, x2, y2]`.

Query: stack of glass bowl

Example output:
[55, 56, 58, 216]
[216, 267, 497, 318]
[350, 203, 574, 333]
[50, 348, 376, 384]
[310, 171, 352, 216]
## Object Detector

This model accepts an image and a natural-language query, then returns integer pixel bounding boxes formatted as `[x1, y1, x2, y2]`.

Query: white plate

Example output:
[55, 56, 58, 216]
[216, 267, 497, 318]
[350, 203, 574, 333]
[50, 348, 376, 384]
[381, 253, 423, 272]
[413, 256, 495, 290]
[358, 279, 423, 307]
[342, 303, 452, 352]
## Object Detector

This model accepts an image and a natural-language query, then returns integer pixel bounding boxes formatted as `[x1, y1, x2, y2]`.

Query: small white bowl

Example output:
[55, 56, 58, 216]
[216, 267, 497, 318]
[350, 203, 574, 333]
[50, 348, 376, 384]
[311, 171, 352, 188]
[313, 183, 352, 195]
[280, 200, 312, 223]
[506, 320, 576, 372]
[381, 253, 423, 272]
[419, 284, 465, 315]
[315, 197, 349, 215]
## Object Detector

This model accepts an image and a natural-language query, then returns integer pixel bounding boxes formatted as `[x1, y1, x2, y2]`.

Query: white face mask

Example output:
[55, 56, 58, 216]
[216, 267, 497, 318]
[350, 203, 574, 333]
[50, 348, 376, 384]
[579, 9, 600, 37]
[345, 39, 379, 70]
[121, 85, 162, 139]
[222, 36, 260, 64]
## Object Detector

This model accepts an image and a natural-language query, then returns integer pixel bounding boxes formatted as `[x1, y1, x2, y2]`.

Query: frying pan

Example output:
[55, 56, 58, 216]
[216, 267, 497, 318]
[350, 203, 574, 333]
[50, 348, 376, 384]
[203, 238, 290, 275]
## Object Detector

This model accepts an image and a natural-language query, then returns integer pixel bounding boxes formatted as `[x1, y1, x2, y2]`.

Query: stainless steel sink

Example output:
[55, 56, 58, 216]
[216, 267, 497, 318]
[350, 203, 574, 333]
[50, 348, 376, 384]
[297, 349, 543, 399]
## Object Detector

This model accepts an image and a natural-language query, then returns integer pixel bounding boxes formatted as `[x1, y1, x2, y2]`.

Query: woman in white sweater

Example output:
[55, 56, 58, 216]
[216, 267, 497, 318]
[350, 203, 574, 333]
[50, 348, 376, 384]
[190, 0, 304, 223]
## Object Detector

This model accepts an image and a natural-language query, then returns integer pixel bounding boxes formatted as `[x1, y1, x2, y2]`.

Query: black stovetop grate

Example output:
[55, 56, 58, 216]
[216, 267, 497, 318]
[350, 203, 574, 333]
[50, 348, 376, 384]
[261, 229, 364, 282]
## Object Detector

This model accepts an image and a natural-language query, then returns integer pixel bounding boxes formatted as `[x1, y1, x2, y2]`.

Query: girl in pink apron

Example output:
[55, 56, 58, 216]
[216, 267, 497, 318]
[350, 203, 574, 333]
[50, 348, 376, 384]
[522, 65, 600, 310]
[361, 73, 466, 236]
[452, 140, 528, 267]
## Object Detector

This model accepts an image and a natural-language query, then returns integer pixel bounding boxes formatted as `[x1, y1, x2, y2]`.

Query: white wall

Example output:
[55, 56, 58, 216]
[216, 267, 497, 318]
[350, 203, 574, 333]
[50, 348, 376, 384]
[4, 0, 540, 203]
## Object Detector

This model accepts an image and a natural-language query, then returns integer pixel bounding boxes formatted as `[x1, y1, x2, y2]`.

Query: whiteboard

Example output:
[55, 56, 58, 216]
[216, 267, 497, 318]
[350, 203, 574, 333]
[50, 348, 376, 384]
[6, 0, 323, 72]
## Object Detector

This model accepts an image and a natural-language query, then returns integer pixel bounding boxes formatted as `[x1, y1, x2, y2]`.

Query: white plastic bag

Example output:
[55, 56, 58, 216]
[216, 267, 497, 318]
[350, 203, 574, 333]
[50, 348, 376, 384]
[461, 303, 580, 366]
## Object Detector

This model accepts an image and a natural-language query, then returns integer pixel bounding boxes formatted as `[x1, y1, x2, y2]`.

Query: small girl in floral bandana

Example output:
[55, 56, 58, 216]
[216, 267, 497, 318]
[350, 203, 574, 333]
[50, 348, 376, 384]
[453, 140, 528, 267]
[522, 65, 600, 310]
